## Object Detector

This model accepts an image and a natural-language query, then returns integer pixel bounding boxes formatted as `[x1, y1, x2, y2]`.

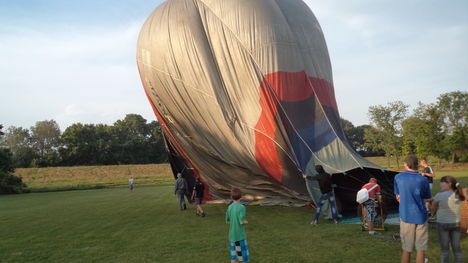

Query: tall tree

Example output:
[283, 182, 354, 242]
[4, 126, 36, 167]
[437, 91, 468, 163]
[30, 120, 61, 166]
[110, 114, 167, 164]
[0, 124, 30, 194]
[147, 120, 168, 163]
[402, 102, 445, 161]
[365, 101, 409, 168]
[341, 118, 382, 156]
[60, 123, 114, 165]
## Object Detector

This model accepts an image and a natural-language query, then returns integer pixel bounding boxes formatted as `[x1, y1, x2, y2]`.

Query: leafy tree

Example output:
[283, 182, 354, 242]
[111, 114, 150, 164]
[402, 102, 445, 160]
[60, 123, 114, 165]
[364, 101, 409, 168]
[436, 91, 468, 163]
[3, 126, 36, 167]
[0, 124, 30, 194]
[147, 121, 168, 163]
[341, 118, 383, 156]
[31, 120, 61, 166]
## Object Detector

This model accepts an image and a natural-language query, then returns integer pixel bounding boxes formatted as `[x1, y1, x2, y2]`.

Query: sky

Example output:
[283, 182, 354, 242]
[1, 0, 467, 131]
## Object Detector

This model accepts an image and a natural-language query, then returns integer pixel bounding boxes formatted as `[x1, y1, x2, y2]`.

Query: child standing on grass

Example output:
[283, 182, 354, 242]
[226, 188, 249, 263]
[431, 176, 465, 263]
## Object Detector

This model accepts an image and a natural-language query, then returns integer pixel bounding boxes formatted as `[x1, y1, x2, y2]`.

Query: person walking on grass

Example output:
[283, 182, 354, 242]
[432, 176, 465, 263]
[226, 188, 249, 263]
[361, 178, 382, 235]
[394, 154, 431, 263]
[174, 173, 188, 211]
[129, 176, 134, 192]
[191, 177, 206, 217]
[304, 165, 339, 224]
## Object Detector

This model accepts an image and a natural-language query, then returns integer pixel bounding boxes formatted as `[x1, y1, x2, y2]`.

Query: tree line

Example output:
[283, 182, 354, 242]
[360, 91, 467, 167]
[0, 114, 168, 168]
[1, 91, 466, 170]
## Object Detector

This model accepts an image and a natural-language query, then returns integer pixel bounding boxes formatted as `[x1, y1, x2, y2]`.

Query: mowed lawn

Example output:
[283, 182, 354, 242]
[1, 185, 468, 263]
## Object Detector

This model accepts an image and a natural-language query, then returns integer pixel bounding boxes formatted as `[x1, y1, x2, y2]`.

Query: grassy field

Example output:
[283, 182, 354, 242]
[13, 159, 467, 193]
[2, 185, 467, 263]
[14, 164, 173, 192]
[5, 160, 468, 262]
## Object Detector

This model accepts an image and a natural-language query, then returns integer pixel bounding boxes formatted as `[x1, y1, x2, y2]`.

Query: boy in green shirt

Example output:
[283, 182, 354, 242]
[226, 188, 250, 262]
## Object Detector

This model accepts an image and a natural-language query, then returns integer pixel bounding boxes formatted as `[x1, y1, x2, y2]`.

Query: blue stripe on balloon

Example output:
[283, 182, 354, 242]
[290, 117, 337, 170]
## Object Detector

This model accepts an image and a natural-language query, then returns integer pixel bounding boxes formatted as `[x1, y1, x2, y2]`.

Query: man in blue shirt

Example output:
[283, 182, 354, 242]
[394, 154, 431, 263]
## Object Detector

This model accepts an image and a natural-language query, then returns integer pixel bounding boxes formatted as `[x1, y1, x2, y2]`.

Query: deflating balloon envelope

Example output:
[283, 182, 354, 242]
[137, 0, 397, 212]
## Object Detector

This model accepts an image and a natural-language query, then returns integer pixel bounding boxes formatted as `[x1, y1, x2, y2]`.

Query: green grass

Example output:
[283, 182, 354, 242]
[14, 164, 173, 192]
[1, 185, 467, 263]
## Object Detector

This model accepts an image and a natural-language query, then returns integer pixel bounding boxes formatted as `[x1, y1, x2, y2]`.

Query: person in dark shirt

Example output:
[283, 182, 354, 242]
[420, 158, 436, 217]
[304, 165, 339, 224]
[191, 177, 206, 217]
[420, 158, 435, 190]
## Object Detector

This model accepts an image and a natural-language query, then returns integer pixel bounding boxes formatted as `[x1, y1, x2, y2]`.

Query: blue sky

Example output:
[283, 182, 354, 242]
[1, 0, 467, 130]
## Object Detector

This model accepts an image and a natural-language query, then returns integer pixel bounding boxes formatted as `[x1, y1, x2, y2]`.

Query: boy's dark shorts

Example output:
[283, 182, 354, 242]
[195, 198, 202, 205]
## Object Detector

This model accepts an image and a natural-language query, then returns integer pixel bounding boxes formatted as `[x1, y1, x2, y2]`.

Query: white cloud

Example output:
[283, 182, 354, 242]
[0, 22, 156, 130]
[305, 0, 468, 125]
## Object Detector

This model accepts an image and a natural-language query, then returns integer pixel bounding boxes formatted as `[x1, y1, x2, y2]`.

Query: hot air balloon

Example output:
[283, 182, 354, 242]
[137, 0, 397, 213]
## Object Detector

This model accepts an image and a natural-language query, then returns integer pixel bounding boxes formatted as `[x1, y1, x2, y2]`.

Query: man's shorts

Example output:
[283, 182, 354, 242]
[230, 240, 250, 262]
[363, 199, 377, 222]
[195, 198, 202, 205]
[400, 220, 428, 252]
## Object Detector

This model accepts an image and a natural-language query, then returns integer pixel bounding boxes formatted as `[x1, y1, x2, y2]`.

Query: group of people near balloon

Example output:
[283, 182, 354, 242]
[173, 154, 465, 263]
[304, 154, 465, 263]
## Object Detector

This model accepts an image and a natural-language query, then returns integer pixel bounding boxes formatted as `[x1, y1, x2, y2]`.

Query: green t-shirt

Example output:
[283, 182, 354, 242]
[225, 202, 247, 242]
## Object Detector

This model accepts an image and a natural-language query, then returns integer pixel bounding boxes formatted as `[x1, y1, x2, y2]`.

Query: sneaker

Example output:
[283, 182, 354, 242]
[201, 213, 206, 217]
[334, 220, 339, 224]
[196, 212, 200, 216]
[370, 231, 381, 235]
[310, 220, 318, 225]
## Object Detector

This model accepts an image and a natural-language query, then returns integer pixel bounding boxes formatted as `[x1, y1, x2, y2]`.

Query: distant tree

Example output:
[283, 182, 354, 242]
[110, 114, 167, 164]
[147, 121, 168, 163]
[402, 102, 445, 160]
[437, 91, 468, 163]
[341, 118, 383, 156]
[60, 123, 114, 165]
[30, 120, 61, 166]
[0, 124, 30, 194]
[365, 101, 409, 168]
[4, 126, 36, 167]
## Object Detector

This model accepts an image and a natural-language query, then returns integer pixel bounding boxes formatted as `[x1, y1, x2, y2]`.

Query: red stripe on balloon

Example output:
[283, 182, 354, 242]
[254, 71, 338, 184]
[254, 78, 283, 183]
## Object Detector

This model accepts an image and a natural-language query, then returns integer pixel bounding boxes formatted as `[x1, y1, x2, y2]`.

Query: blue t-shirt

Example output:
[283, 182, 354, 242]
[394, 170, 431, 224]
